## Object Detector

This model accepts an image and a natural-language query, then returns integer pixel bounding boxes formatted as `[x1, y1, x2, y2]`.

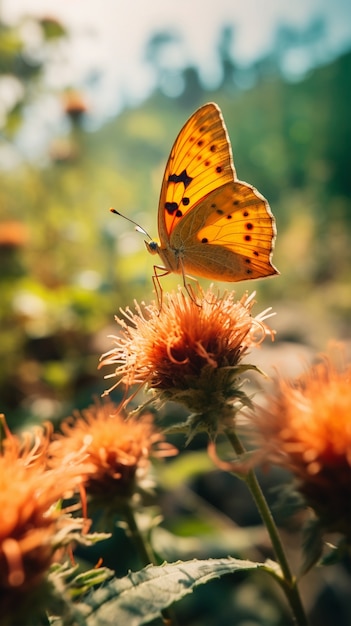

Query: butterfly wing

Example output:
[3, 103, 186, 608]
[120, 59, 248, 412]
[169, 180, 278, 281]
[158, 102, 235, 245]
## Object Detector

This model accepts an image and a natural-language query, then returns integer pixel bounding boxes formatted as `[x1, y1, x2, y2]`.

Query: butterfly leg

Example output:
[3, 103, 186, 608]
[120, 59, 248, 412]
[178, 259, 202, 306]
[183, 278, 201, 305]
[153, 263, 201, 307]
[152, 265, 170, 309]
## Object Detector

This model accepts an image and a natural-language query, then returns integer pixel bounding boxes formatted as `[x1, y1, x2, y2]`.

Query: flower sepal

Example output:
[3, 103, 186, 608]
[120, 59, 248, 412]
[49, 560, 114, 600]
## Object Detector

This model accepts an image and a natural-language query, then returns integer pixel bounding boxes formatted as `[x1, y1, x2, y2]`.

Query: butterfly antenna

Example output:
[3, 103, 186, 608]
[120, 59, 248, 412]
[110, 208, 152, 241]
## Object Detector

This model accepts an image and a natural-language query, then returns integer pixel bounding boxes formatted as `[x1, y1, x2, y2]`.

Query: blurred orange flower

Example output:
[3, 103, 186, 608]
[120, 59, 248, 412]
[252, 350, 351, 536]
[61, 89, 88, 123]
[49, 401, 176, 508]
[0, 415, 85, 621]
[0, 221, 28, 248]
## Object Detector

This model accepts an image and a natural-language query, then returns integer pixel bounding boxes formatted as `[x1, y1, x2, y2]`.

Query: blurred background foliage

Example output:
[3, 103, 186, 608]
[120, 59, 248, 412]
[1, 7, 351, 626]
[0, 10, 350, 426]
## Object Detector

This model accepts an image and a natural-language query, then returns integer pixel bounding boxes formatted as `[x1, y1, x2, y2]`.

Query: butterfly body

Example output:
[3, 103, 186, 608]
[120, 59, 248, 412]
[145, 102, 278, 286]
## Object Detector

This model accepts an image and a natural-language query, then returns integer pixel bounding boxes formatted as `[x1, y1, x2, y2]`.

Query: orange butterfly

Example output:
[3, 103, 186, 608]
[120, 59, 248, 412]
[113, 102, 278, 296]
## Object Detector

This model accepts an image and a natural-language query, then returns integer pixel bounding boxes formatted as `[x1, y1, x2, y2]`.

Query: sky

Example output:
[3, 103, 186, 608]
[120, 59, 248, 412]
[2, 0, 351, 124]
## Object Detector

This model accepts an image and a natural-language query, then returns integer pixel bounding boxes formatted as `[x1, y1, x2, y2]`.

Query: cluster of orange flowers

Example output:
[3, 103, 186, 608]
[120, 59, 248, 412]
[0, 403, 173, 622]
[99, 287, 351, 537]
[2, 285, 351, 622]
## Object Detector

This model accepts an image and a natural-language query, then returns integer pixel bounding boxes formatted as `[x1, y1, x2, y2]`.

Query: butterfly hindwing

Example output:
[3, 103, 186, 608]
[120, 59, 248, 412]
[169, 180, 277, 281]
[158, 103, 235, 243]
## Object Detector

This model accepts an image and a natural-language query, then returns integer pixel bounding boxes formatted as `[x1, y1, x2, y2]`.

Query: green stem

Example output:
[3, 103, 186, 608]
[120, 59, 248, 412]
[123, 502, 157, 567]
[225, 429, 309, 626]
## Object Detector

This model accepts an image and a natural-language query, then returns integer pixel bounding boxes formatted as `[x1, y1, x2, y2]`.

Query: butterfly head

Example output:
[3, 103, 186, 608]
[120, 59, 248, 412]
[145, 240, 159, 256]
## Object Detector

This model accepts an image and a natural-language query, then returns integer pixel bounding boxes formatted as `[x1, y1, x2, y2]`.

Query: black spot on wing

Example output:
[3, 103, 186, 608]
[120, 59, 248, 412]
[168, 169, 193, 189]
[165, 201, 179, 215]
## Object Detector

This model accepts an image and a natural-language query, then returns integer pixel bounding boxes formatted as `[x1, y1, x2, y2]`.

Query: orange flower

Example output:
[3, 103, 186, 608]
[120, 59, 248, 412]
[99, 288, 274, 435]
[252, 350, 351, 536]
[61, 89, 88, 123]
[0, 221, 28, 248]
[49, 401, 176, 508]
[0, 415, 85, 622]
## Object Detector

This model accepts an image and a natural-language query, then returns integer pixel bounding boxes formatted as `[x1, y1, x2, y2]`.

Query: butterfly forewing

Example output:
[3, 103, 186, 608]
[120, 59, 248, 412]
[158, 103, 235, 243]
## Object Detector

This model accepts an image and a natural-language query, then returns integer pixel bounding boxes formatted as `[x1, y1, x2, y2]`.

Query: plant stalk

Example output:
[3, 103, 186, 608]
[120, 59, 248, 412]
[123, 502, 157, 567]
[225, 428, 309, 626]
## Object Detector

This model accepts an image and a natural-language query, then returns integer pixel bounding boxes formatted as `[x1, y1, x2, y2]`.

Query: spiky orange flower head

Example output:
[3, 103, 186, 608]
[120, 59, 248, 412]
[99, 287, 274, 436]
[0, 415, 85, 620]
[252, 349, 351, 537]
[49, 401, 176, 508]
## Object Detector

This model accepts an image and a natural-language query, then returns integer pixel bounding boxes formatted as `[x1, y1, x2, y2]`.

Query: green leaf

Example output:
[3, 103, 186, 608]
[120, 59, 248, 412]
[77, 557, 276, 626]
[271, 483, 306, 522]
[300, 518, 323, 576]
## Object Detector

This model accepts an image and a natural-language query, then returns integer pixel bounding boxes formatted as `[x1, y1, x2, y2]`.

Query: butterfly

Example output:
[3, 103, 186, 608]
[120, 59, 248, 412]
[112, 102, 278, 297]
